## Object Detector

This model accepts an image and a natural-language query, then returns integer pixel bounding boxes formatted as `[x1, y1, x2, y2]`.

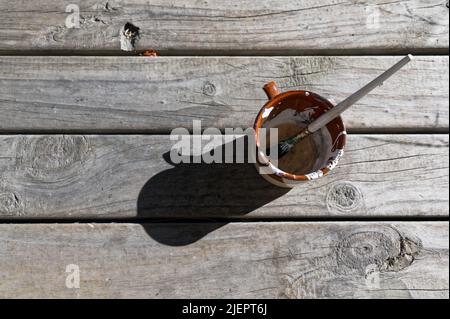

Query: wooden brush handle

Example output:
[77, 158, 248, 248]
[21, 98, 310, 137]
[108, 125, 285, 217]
[308, 55, 413, 133]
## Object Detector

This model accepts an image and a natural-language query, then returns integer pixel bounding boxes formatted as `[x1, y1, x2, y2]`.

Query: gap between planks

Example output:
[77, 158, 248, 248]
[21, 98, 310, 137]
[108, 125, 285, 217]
[0, 216, 448, 224]
[0, 130, 449, 135]
[0, 49, 449, 57]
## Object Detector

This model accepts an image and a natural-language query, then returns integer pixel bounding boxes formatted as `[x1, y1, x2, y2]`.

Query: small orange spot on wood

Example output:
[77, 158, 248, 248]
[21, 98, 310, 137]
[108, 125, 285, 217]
[142, 50, 159, 57]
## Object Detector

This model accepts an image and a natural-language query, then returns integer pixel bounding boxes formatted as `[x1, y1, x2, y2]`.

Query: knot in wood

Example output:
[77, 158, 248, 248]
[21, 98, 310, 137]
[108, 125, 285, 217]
[336, 231, 398, 273]
[202, 81, 217, 96]
[326, 182, 363, 213]
[120, 22, 140, 51]
[16, 136, 91, 181]
[0, 191, 24, 216]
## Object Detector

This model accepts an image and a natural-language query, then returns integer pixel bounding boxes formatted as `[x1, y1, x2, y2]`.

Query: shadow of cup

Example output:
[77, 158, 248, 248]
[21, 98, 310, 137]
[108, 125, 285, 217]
[138, 136, 290, 246]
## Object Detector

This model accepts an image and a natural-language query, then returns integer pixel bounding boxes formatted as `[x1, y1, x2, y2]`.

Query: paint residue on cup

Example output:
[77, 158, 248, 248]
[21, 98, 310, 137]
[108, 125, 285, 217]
[254, 82, 347, 188]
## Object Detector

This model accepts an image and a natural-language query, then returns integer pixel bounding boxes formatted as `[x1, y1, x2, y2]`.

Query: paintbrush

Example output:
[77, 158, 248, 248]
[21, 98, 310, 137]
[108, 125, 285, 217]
[272, 54, 414, 159]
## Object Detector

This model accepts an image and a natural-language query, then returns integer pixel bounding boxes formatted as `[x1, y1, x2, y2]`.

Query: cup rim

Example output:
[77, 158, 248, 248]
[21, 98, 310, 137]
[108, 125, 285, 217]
[254, 90, 347, 182]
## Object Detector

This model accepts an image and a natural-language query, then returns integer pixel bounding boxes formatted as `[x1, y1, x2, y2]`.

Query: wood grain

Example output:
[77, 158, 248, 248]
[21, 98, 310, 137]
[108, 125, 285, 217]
[0, 56, 448, 132]
[0, 0, 448, 54]
[0, 222, 447, 298]
[1, 0, 447, 301]
[0, 134, 447, 219]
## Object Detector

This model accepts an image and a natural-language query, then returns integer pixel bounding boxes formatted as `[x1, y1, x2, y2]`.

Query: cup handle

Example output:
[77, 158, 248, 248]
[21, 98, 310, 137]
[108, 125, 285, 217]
[263, 81, 281, 100]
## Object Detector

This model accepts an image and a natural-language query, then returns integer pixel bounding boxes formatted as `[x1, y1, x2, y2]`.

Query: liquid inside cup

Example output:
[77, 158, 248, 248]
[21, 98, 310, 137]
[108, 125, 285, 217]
[259, 92, 346, 179]
[265, 123, 325, 176]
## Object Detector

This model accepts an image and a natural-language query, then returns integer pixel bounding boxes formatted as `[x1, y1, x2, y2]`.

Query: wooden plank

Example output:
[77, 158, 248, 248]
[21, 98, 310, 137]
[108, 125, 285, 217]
[0, 222, 447, 298]
[0, 56, 448, 132]
[0, 134, 447, 219]
[0, 0, 448, 54]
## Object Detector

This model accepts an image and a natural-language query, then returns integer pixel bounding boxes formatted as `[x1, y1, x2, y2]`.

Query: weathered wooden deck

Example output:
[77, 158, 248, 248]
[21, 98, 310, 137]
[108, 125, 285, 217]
[0, 0, 449, 299]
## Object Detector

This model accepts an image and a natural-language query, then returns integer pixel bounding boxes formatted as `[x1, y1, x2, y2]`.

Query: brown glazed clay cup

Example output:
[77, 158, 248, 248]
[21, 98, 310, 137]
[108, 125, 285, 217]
[254, 81, 347, 188]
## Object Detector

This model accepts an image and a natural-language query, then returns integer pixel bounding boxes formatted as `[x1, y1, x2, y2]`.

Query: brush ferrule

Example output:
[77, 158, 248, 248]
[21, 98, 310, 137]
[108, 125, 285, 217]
[294, 129, 312, 143]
